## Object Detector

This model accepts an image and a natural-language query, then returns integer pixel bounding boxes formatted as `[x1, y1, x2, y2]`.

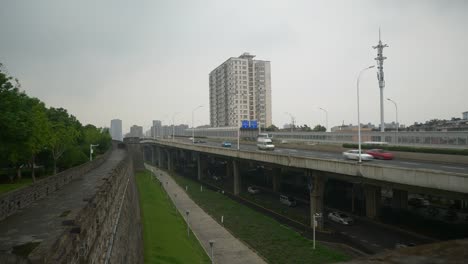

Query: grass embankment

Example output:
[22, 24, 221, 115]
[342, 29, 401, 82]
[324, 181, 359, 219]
[136, 171, 210, 264]
[171, 172, 350, 264]
[0, 178, 33, 195]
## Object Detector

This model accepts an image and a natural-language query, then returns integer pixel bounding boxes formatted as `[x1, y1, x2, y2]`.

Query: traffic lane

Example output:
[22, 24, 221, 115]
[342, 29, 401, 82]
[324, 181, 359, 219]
[183, 140, 468, 174]
[278, 147, 468, 174]
[325, 217, 431, 252]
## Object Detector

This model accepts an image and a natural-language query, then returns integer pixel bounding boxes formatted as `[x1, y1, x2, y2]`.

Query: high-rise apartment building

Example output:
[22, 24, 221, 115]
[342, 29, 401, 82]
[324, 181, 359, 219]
[110, 119, 122, 141]
[129, 125, 143, 138]
[151, 120, 162, 138]
[209, 52, 272, 128]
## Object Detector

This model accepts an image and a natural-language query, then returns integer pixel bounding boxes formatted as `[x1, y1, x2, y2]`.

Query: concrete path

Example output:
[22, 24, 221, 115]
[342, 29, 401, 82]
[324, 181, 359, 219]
[0, 149, 126, 254]
[145, 164, 266, 264]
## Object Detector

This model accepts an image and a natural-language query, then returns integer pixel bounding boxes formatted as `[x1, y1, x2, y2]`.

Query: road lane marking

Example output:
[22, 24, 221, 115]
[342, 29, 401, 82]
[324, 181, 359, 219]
[441, 166, 465, 170]
[351, 235, 356, 238]
[400, 162, 419, 165]
[361, 239, 368, 243]
[372, 243, 380, 247]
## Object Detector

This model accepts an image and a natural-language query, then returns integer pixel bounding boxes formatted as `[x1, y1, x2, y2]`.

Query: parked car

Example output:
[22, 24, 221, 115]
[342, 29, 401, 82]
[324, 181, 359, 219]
[395, 242, 416, 249]
[426, 206, 440, 217]
[365, 149, 394, 160]
[247, 186, 260, 194]
[408, 197, 430, 207]
[327, 211, 354, 225]
[279, 195, 296, 207]
[212, 175, 220, 181]
[445, 210, 458, 221]
[342, 150, 373, 161]
[221, 141, 232, 148]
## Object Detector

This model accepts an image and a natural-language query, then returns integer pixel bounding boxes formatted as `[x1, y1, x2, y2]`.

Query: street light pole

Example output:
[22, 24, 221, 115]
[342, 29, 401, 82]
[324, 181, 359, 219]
[172, 112, 179, 142]
[318, 107, 328, 132]
[192, 105, 203, 144]
[386, 98, 398, 133]
[312, 213, 322, 250]
[357, 65, 375, 163]
[209, 240, 215, 263]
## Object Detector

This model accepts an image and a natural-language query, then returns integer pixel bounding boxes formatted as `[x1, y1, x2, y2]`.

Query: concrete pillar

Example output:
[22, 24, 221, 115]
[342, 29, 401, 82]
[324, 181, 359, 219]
[272, 168, 281, 192]
[167, 150, 173, 172]
[226, 160, 233, 179]
[197, 154, 207, 181]
[233, 160, 240, 195]
[364, 184, 381, 219]
[392, 189, 408, 210]
[309, 171, 325, 229]
[157, 147, 163, 168]
[351, 184, 355, 213]
[151, 146, 155, 165]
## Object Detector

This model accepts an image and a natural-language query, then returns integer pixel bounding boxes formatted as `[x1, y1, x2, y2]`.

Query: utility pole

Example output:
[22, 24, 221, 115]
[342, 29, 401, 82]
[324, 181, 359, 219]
[373, 28, 389, 132]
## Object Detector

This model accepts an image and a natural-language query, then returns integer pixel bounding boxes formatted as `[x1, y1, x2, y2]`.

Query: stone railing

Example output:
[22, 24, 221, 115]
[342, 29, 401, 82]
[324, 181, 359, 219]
[0, 150, 111, 221]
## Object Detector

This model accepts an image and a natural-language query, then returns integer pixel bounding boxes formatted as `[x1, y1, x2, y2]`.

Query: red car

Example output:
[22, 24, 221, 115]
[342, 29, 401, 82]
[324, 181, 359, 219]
[365, 149, 394, 160]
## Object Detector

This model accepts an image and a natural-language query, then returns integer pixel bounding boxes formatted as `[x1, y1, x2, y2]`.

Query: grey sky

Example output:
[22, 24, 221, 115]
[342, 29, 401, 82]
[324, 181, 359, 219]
[1, 0, 467, 133]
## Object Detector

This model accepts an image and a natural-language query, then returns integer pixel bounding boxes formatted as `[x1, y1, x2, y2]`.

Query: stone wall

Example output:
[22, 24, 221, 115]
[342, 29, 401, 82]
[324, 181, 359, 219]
[0, 151, 111, 221]
[29, 155, 143, 263]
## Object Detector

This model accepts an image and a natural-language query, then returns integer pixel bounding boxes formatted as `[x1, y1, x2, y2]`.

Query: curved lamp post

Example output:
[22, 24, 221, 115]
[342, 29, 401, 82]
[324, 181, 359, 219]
[357, 65, 375, 163]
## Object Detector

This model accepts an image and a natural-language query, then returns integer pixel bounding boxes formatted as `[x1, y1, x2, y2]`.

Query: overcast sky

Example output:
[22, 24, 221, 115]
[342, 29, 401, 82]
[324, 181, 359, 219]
[1, 0, 467, 133]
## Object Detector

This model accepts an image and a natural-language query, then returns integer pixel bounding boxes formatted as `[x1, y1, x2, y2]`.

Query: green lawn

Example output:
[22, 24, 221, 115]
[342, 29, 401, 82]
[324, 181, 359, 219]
[136, 170, 210, 264]
[0, 178, 33, 195]
[170, 171, 351, 264]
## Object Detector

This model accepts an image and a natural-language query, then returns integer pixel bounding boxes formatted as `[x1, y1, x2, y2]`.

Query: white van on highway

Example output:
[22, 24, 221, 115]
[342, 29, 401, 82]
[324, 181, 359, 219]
[257, 134, 275, 150]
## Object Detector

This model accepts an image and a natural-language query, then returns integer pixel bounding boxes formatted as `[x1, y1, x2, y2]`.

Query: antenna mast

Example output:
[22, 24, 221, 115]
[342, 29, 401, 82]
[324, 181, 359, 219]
[372, 28, 389, 132]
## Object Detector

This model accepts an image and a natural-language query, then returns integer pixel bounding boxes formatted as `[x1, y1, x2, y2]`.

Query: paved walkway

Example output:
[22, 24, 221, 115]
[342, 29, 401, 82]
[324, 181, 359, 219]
[145, 164, 266, 264]
[0, 149, 126, 253]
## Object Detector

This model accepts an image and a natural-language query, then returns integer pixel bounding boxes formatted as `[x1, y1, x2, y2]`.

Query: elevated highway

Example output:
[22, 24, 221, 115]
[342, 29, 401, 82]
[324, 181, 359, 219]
[141, 138, 468, 225]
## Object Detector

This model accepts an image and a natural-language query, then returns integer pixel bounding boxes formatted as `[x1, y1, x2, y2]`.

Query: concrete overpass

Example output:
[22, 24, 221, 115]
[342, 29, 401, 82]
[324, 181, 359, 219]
[141, 139, 468, 228]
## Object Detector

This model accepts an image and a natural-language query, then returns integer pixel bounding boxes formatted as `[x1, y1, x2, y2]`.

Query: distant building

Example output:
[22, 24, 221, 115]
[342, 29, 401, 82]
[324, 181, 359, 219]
[209, 52, 272, 128]
[463, 111, 468, 120]
[151, 120, 162, 138]
[129, 125, 144, 138]
[407, 118, 468, 132]
[110, 119, 122, 141]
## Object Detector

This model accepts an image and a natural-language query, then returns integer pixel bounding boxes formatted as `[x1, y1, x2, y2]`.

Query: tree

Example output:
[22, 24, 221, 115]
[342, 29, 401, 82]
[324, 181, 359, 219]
[312, 125, 326, 132]
[47, 108, 80, 174]
[24, 98, 51, 182]
[265, 124, 279, 132]
[300, 124, 312, 132]
[0, 66, 30, 181]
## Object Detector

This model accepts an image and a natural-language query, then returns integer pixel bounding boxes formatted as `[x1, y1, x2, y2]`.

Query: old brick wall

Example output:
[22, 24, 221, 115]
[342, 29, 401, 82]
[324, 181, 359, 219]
[28, 153, 143, 264]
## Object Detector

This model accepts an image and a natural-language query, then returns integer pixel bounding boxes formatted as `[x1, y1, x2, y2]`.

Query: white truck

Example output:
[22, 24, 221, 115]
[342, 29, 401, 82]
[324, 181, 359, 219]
[257, 133, 275, 150]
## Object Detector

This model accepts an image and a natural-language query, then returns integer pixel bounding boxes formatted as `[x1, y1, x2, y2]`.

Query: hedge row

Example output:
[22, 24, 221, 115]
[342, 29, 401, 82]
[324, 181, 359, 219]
[342, 143, 468, 156]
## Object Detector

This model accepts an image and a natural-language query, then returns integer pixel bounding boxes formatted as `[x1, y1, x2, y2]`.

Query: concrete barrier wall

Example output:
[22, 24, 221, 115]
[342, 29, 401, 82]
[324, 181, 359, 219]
[29, 155, 144, 264]
[0, 150, 111, 221]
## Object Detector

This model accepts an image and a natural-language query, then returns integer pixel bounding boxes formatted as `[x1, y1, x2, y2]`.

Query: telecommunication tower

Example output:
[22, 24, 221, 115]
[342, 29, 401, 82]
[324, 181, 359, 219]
[373, 28, 388, 132]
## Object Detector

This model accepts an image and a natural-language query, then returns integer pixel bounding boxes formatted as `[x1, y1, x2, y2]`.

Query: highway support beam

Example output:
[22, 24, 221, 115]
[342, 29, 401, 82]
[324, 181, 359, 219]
[197, 153, 207, 181]
[272, 168, 281, 192]
[392, 189, 408, 210]
[157, 147, 163, 168]
[364, 184, 381, 219]
[233, 160, 240, 195]
[166, 149, 173, 172]
[309, 170, 325, 230]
